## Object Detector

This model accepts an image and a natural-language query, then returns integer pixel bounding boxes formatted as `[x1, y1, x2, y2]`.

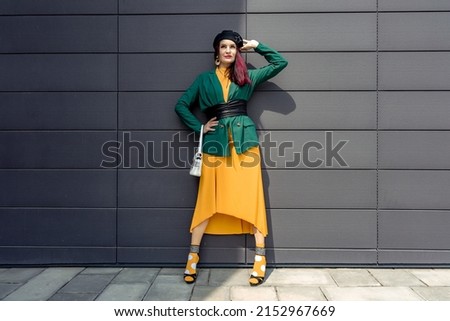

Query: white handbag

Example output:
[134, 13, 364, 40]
[189, 125, 204, 177]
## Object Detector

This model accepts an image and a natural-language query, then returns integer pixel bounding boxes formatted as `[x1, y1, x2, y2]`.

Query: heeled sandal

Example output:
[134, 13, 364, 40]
[183, 245, 200, 284]
[249, 247, 266, 287]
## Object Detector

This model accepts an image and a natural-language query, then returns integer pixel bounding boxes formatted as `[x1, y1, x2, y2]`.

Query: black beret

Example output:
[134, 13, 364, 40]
[213, 30, 244, 48]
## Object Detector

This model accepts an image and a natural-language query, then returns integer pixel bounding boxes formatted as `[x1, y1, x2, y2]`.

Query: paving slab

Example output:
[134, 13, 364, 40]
[322, 287, 423, 301]
[209, 268, 250, 287]
[49, 292, 98, 301]
[265, 269, 336, 286]
[0, 268, 45, 283]
[144, 275, 193, 301]
[409, 269, 450, 286]
[412, 287, 450, 301]
[276, 286, 327, 301]
[58, 274, 115, 294]
[230, 285, 278, 301]
[80, 267, 123, 275]
[96, 283, 150, 301]
[2, 267, 83, 301]
[112, 268, 159, 284]
[0, 283, 22, 300]
[191, 286, 231, 301]
[368, 269, 426, 287]
[328, 269, 381, 287]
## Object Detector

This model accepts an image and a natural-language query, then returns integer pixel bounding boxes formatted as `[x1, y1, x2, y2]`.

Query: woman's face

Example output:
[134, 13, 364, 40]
[218, 39, 237, 67]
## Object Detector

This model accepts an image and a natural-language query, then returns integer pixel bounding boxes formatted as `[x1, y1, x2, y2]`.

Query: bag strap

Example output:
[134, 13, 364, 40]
[197, 125, 204, 153]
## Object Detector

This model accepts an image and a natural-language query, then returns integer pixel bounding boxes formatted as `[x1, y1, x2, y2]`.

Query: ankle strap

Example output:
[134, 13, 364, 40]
[190, 245, 200, 253]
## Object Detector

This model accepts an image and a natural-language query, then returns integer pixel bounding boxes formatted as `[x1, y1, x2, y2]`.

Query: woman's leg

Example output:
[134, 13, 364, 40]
[249, 226, 267, 286]
[183, 219, 209, 284]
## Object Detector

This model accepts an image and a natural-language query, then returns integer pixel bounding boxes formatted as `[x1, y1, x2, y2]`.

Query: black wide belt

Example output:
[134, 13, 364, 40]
[205, 100, 247, 120]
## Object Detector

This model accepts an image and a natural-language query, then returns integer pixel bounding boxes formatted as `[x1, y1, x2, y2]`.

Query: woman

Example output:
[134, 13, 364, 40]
[175, 30, 287, 286]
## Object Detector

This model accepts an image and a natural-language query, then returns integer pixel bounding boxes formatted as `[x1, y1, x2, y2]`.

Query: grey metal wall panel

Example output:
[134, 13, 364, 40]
[119, 92, 186, 130]
[250, 92, 377, 130]
[117, 131, 196, 169]
[250, 53, 377, 90]
[379, 171, 450, 210]
[378, 0, 450, 11]
[0, 93, 117, 130]
[0, 132, 115, 169]
[0, 209, 115, 246]
[0, 170, 116, 207]
[0, 16, 117, 53]
[120, 15, 245, 52]
[0, 0, 117, 14]
[379, 251, 450, 265]
[379, 132, 450, 169]
[0, 54, 117, 91]
[379, 92, 450, 130]
[119, 53, 209, 91]
[0, 248, 116, 265]
[379, 210, 450, 250]
[267, 210, 377, 248]
[379, 13, 450, 51]
[265, 170, 377, 209]
[260, 131, 376, 169]
[248, 13, 376, 51]
[256, 249, 377, 265]
[119, 0, 246, 14]
[118, 170, 198, 207]
[247, 0, 376, 12]
[379, 52, 450, 90]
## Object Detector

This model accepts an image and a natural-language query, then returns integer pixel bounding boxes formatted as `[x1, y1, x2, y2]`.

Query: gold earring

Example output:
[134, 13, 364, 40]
[215, 56, 220, 66]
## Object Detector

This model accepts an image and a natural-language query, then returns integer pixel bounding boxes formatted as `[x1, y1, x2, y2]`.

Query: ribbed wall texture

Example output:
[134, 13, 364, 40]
[1, 0, 450, 266]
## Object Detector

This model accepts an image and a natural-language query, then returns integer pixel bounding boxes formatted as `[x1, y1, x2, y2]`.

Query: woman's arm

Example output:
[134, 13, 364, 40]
[242, 40, 288, 87]
[174, 77, 203, 133]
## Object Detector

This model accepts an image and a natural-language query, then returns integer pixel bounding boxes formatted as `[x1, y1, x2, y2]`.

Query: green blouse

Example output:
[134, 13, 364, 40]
[175, 42, 288, 156]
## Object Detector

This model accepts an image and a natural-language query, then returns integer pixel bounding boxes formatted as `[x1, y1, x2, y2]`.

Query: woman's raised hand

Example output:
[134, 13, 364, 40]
[241, 39, 259, 51]
[204, 117, 219, 133]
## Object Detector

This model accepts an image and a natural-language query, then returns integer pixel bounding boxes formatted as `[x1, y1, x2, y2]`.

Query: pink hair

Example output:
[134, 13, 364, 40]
[214, 46, 251, 87]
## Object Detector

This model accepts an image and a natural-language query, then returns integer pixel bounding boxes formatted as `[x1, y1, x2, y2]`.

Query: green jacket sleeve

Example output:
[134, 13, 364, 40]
[250, 42, 288, 88]
[174, 75, 203, 133]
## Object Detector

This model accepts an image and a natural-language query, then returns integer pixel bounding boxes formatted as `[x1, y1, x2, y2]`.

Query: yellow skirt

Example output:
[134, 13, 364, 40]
[190, 142, 268, 236]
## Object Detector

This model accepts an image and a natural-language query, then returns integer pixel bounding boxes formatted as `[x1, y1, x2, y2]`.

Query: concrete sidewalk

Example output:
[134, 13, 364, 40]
[1, 267, 450, 301]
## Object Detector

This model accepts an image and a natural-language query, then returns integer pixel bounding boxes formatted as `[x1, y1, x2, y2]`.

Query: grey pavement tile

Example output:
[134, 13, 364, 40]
[209, 268, 251, 287]
[2, 267, 83, 301]
[59, 274, 115, 294]
[0, 283, 22, 300]
[144, 275, 193, 301]
[191, 286, 231, 301]
[230, 285, 278, 301]
[265, 269, 336, 286]
[368, 269, 426, 287]
[96, 283, 150, 301]
[0, 268, 45, 283]
[112, 268, 159, 284]
[322, 287, 423, 301]
[409, 269, 450, 286]
[276, 286, 327, 301]
[328, 269, 381, 287]
[158, 268, 182, 275]
[412, 287, 450, 301]
[80, 267, 123, 275]
[49, 292, 98, 301]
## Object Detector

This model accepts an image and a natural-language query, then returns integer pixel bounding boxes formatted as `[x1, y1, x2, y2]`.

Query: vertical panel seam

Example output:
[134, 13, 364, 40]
[376, 0, 380, 266]
[115, 0, 120, 265]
